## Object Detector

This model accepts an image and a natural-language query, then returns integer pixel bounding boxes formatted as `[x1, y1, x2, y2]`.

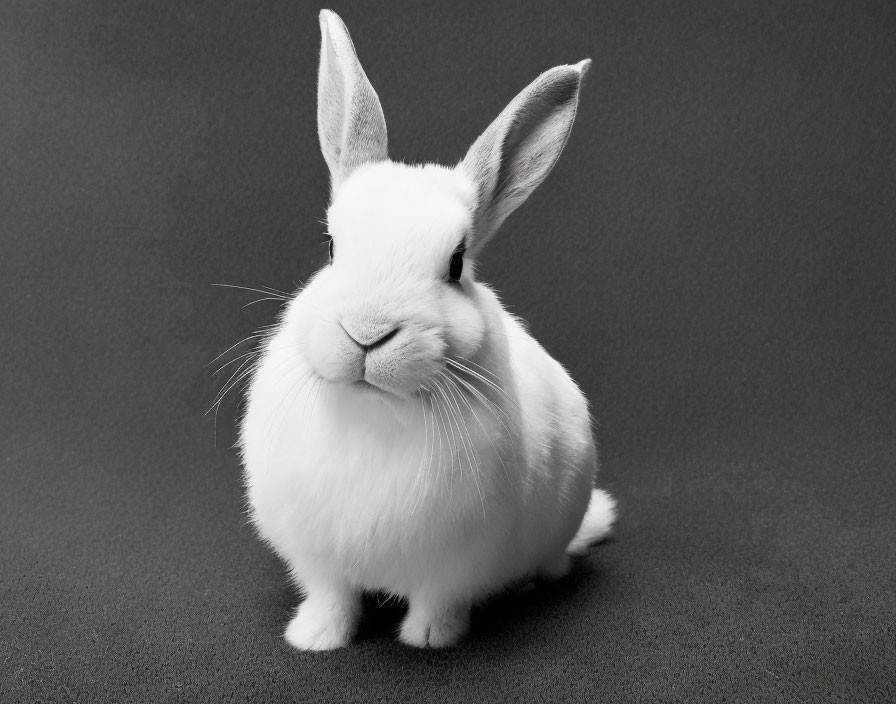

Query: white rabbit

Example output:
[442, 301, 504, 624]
[240, 9, 617, 650]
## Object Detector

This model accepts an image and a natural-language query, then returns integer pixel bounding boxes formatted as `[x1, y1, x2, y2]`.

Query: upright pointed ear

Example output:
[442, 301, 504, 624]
[317, 10, 388, 194]
[460, 60, 591, 249]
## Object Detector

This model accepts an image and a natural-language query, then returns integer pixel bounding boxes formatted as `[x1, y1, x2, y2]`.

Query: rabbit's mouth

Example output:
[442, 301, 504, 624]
[352, 378, 427, 407]
[353, 378, 395, 398]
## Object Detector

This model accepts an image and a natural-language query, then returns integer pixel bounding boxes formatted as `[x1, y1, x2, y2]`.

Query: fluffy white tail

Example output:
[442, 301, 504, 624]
[567, 489, 617, 556]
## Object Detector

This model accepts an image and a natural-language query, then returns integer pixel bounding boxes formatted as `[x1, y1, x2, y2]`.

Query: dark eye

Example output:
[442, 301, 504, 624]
[448, 243, 465, 282]
[325, 234, 334, 262]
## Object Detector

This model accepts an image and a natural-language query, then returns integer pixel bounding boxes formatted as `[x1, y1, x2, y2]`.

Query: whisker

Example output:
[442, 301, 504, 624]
[453, 355, 506, 386]
[257, 284, 296, 297]
[446, 367, 521, 468]
[438, 375, 486, 522]
[208, 355, 260, 446]
[429, 393, 443, 504]
[408, 393, 431, 518]
[211, 349, 262, 377]
[207, 332, 270, 367]
[444, 370, 512, 487]
[446, 358, 520, 411]
[212, 283, 290, 299]
[445, 358, 507, 395]
[242, 297, 288, 309]
[445, 365, 515, 428]
[209, 356, 256, 414]
[430, 384, 451, 496]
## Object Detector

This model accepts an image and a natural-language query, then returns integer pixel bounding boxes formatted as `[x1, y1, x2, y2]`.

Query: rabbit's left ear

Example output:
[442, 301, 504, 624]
[461, 60, 590, 249]
[317, 10, 388, 194]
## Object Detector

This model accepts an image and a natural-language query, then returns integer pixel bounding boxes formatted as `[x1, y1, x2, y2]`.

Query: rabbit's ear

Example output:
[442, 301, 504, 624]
[318, 10, 388, 193]
[461, 60, 590, 248]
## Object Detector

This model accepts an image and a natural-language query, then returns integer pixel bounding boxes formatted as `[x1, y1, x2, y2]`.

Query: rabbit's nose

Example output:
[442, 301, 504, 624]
[340, 322, 400, 351]
[362, 326, 400, 351]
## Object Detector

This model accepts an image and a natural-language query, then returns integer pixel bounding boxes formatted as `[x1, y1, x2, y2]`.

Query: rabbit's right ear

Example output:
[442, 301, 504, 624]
[317, 10, 388, 194]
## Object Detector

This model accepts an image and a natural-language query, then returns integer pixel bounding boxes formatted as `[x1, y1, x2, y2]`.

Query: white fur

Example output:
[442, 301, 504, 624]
[567, 489, 618, 556]
[239, 10, 616, 650]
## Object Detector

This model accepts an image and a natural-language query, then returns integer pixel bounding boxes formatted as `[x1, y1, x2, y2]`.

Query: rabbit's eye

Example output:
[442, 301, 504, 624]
[448, 243, 465, 282]
[325, 234, 334, 262]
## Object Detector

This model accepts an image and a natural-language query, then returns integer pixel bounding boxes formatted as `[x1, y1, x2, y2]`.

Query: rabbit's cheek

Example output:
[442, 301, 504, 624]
[443, 299, 485, 360]
[303, 317, 365, 383]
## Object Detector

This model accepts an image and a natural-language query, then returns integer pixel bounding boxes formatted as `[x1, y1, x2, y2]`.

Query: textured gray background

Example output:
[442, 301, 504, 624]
[2, 1, 895, 701]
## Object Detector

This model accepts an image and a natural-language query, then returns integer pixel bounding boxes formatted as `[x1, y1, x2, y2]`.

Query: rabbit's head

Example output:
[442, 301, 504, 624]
[291, 10, 589, 400]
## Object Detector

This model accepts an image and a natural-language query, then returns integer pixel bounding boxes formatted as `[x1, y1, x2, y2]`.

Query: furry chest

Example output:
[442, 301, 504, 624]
[248, 414, 503, 560]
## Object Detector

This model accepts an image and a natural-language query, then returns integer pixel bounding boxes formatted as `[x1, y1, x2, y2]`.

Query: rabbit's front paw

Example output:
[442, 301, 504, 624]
[399, 602, 470, 648]
[284, 590, 360, 651]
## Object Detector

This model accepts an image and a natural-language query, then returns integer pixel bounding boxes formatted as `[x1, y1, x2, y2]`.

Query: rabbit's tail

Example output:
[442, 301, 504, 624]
[566, 489, 617, 556]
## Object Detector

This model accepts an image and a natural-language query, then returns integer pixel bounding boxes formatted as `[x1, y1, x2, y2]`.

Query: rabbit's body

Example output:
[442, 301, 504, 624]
[243, 273, 597, 614]
[238, 11, 616, 649]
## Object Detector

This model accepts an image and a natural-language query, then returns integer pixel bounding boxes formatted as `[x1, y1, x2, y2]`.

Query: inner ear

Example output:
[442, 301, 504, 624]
[493, 76, 580, 206]
[461, 61, 590, 249]
[317, 10, 388, 192]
